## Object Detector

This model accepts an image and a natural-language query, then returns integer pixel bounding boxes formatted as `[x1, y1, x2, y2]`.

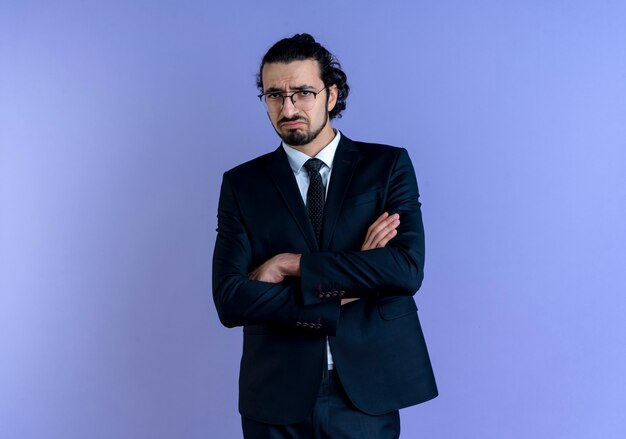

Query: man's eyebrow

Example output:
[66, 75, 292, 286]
[263, 84, 316, 93]
[292, 84, 316, 90]
[264, 87, 283, 93]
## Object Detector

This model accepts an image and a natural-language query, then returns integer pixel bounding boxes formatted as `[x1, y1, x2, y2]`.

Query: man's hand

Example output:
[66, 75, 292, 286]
[361, 212, 400, 251]
[248, 253, 301, 283]
[343, 212, 400, 305]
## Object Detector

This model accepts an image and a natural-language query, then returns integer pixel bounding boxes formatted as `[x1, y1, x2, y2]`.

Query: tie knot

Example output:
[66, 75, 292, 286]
[304, 158, 324, 173]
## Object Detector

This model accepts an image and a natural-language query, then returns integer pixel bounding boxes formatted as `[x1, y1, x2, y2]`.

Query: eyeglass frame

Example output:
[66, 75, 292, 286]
[257, 86, 327, 112]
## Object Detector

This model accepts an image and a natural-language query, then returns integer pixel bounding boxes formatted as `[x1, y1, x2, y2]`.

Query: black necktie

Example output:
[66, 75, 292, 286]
[303, 158, 325, 243]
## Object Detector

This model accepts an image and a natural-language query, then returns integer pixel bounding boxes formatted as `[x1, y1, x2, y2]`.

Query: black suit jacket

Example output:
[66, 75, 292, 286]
[212, 134, 437, 425]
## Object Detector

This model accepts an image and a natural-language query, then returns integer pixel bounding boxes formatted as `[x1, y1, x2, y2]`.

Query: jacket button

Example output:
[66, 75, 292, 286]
[318, 292, 324, 299]
[339, 291, 345, 297]
[295, 322, 302, 327]
[324, 292, 331, 298]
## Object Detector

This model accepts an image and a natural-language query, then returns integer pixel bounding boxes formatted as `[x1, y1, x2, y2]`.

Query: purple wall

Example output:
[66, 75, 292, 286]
[2, 1, 625, 437]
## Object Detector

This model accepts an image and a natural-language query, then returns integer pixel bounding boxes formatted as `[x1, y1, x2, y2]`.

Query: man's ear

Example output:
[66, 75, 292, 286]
[327, 84, 339, 113]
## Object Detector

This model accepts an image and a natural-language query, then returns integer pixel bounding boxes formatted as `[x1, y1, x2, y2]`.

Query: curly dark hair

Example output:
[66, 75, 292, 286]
[256, 33, 350, 119]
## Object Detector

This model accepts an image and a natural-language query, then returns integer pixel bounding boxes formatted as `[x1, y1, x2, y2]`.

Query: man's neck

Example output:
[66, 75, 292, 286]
[291, 123, 336, 158]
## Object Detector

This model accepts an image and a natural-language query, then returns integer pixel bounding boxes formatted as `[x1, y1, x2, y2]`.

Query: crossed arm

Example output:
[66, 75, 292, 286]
[248, 212, 401, 306]
[213, 148, 424, 332]
[212, 209, 399, 330]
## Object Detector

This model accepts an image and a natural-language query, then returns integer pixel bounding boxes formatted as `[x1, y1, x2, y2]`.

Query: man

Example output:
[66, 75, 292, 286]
[213, 34, 437, 438]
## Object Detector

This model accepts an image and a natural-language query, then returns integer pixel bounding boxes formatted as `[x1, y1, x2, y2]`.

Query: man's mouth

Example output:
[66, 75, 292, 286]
[280, 119, 305, 129]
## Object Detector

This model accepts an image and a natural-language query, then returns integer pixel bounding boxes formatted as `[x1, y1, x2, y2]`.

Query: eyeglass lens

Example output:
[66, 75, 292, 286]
[264, 91, 317, 112]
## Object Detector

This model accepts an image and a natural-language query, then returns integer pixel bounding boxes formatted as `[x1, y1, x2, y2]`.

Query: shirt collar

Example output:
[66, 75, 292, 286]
[282, 130, 342, 174]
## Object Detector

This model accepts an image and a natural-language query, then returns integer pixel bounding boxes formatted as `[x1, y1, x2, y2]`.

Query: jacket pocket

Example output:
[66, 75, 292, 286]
[377, 296, 417, 320]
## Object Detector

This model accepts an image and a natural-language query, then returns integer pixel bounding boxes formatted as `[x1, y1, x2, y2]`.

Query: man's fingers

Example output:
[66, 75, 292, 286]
[368, 222, 399, 249]
[371, 214, 399, 237]
[363, 213, 388, 246]
[362, 213, 400, 250]
[363, 218, 398, 249]
[362, 212, 395, 248]
[370, 212, 390, 228]
[374, 228, 397, 249]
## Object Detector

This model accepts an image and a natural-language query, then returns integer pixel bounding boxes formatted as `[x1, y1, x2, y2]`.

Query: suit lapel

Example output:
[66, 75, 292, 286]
[320, 135, 361, 250]
[266, 146, 319, 252]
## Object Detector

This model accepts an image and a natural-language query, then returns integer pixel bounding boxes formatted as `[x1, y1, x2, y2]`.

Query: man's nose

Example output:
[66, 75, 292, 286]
[280, 96, 298, 118]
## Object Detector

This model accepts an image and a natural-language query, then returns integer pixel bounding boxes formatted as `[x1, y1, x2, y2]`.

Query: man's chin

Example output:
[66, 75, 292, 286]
[281, 128, 311, 146]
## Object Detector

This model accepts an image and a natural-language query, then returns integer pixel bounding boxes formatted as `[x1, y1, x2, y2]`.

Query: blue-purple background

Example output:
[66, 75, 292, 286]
[2, 1, 625, 438]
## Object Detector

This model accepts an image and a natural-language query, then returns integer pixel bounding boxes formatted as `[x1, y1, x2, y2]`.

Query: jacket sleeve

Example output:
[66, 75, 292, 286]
[212, 172, 341, 334]
[299, 148, 425, 306]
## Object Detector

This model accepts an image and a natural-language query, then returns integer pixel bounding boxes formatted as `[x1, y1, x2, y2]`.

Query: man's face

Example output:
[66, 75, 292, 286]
[261, 59, 337, 146]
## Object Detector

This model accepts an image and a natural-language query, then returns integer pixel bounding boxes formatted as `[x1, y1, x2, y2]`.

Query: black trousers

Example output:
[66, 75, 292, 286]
[242, 369, 400, 439]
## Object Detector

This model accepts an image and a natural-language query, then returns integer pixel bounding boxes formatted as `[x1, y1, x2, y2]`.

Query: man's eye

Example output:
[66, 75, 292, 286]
[298, 91, 312, 97]
[266, 93, 282, 100]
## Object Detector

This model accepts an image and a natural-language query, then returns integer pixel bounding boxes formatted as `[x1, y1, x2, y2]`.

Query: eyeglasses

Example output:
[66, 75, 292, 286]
[258, 87, 326, 112]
